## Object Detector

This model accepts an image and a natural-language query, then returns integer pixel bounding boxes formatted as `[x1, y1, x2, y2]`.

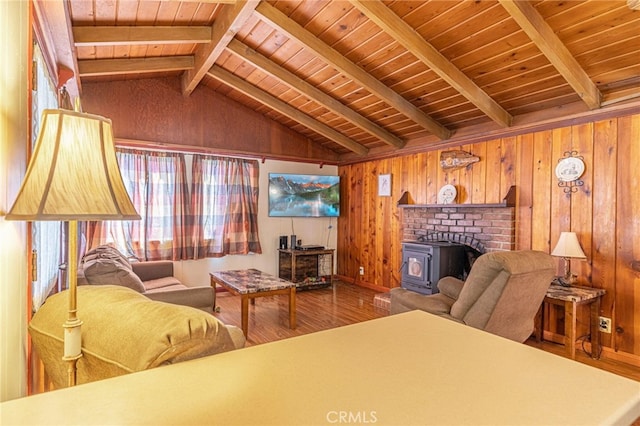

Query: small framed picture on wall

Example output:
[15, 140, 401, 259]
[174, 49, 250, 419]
[378, 174, 391, 197]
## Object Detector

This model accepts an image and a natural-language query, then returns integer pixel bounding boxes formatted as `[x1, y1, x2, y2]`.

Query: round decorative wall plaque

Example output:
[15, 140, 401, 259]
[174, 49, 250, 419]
[555, 157, 585, 182]
[437, 184, 457, 204]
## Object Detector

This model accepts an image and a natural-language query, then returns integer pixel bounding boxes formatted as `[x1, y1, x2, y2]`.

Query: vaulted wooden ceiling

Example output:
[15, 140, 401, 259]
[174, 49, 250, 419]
[36, 0, 640, 163]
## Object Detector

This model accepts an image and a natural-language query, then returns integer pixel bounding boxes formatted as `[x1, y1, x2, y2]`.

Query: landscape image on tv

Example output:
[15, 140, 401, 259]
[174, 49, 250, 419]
[268, 173, 340, 217]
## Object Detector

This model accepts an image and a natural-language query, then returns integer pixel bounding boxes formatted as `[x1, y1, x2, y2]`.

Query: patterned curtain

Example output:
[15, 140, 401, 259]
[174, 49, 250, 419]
[191, 155, 262, 258]
[87, 149, 190, 261]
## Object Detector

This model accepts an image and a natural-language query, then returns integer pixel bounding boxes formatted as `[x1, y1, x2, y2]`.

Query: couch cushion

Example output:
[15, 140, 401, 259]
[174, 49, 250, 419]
[82, 246, 145, 293]
[143, 277, 184, 292]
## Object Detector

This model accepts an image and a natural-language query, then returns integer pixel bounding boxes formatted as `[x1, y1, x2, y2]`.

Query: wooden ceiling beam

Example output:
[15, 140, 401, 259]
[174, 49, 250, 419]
[499, 0, 601, 110]
[350, 0, 512, 128]
[33, 0, 81, 97]
[227, 39, 405, 149]
[181, 0, 259, 96]
[73, 26, 212, 46]
[254, 2, 451, 141]
[159, 0, 236, 3]
[78, 56, 194, 76]
[207, 65, 370, 156]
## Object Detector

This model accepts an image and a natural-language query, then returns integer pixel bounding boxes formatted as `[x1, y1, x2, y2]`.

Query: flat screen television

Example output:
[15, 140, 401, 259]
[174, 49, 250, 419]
[268, 173, 340, 217]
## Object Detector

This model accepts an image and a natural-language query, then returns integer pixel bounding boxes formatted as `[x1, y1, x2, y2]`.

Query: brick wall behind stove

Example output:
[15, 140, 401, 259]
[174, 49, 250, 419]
[402, 207, 515, 252]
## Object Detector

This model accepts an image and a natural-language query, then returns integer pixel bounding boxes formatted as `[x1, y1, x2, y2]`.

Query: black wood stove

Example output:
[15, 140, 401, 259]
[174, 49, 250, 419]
[400, 241, 467, 295]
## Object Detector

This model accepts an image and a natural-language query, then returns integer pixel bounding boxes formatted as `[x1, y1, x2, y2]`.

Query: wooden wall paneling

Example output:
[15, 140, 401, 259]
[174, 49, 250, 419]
[374, 161, 384, 287]
[376, 158, 390, 288]
[571, 122, 595, 340]
[500, 136, 517, 198]
[614, 115, 639, 355]
[629, 115, 640, 357]
[413, 152, 421, 203]
[391, 157, 405, 288]
[484, 138, 503, 203]
[337, 166, 350, 280]
[529, 130, 552, 251]
[364, 161, 376, 286]
[353, 162, 364, 283]
[515, 133, 534, 250]
[397, 154, 409, 201]
[371, 161, 380, 284]
[529, 130, 555, 335]
[415, 152, 428, 204]
[549, 127, 574, 334]
[426, 150, 438, 204]
[571, 122, 595, 286]
[435, 149, 447, 201]
[457, 144, 473, 204]
[469, 141, 487, 205]
[346, 164, 363, 281]
[551, 127, 573, 253]
[592, 118, 617, 349]
[81, 77, 340, 163]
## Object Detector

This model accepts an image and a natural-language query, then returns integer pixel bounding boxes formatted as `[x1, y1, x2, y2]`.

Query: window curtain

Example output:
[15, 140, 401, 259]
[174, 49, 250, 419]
[191, 155, 262, 258]
[86, 149, 190, 261]
[31, 44, 62, 311]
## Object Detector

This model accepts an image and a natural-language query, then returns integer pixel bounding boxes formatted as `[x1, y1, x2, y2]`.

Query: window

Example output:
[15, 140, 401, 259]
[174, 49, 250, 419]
[31, 43, 62, 311]
[191, 155, 262, 258]
[87, 150, 261, 260]
[88, 149, 190, 261]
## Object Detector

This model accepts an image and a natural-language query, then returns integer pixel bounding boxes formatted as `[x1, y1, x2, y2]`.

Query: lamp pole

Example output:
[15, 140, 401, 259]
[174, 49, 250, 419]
[61, 220, 82, 386]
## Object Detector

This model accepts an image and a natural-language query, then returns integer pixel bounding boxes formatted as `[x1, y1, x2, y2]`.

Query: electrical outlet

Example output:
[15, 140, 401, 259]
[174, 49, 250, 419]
[359, 266, 364, 275]
[599, 316, 612, 333]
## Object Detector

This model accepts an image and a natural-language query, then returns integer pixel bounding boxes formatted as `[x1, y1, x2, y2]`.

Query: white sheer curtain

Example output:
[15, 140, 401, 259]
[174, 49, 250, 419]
[30, 44, 62, 311]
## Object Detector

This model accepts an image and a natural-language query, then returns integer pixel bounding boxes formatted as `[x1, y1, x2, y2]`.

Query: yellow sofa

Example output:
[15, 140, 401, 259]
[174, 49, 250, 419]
[29, 285, 245, 389]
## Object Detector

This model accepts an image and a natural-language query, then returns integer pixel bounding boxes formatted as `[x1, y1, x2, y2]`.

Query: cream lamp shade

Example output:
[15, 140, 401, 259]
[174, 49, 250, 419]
[551, 232, 587, 260]
[5, 108, 139, 386]
[5, 109, 140, 221]
[551, 232, 586, 286]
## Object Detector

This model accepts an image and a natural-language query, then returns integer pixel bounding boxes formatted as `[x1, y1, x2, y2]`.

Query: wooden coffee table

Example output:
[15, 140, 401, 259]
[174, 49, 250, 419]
[209, 269, 296, 337]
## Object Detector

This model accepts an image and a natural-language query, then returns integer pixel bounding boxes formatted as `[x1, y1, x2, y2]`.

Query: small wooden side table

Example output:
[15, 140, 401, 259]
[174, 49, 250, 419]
[536, 283, 606, 360]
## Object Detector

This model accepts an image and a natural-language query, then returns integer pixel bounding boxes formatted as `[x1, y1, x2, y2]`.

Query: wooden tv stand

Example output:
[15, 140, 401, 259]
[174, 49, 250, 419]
[278, 248, 334, 290]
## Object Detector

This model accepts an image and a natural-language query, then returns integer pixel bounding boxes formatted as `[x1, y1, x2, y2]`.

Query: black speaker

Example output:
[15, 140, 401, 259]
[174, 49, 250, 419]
[279, 236, 288, 249]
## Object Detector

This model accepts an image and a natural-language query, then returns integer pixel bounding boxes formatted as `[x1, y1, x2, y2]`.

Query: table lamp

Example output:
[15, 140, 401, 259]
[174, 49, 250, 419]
[5, 109, 140, 386]
[551, 231, 587, 286]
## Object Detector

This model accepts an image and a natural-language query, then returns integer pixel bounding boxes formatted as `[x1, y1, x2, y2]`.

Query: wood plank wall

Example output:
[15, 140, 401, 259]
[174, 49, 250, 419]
[81, 77, 340, 164]
[337, 113, 640, 361]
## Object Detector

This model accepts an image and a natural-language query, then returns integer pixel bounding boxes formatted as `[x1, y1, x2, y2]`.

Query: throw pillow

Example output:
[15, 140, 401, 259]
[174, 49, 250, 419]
[82, 246, 145, 293]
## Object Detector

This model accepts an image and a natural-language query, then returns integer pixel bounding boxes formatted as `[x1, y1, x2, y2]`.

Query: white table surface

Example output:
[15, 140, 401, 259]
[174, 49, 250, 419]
[2, 310, 639, 425]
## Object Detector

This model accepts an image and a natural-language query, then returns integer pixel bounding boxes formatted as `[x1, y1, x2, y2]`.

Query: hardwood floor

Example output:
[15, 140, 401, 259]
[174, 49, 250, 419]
[213, 280, 640, 383]
[213, 280, 387, 346]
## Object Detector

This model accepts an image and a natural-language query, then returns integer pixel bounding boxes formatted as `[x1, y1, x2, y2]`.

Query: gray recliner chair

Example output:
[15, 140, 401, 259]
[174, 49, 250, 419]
[390, 250, 555, 342]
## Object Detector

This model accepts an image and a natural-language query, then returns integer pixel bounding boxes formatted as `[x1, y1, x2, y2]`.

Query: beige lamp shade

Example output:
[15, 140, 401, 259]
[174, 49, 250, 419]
[5, 108, 139, 387]
[551, 232, 587, 260]
[6, 109, 140, 221]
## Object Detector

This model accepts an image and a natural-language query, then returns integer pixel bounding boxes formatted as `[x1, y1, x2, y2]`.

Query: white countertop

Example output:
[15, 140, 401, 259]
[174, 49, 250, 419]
[2, 310, 639, 425]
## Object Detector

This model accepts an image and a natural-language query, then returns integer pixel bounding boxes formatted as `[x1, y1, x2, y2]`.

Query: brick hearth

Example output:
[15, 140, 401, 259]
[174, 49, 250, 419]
[401, 206, 515, 252]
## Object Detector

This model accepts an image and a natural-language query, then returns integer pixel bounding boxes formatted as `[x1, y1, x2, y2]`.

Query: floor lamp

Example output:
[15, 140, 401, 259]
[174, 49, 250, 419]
[5, 109, 139, 386]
